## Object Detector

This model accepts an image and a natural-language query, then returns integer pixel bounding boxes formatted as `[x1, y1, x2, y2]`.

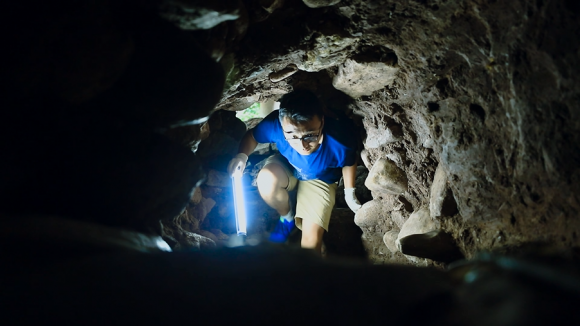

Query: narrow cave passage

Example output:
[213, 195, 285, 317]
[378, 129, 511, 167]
[1, 0, 580, 324]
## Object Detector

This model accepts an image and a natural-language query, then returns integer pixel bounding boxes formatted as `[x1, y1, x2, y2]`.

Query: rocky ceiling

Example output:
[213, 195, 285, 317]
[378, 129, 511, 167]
[1, 0, 579, 267]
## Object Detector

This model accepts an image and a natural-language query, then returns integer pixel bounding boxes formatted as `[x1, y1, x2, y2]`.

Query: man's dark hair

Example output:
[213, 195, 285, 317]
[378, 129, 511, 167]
[278, 90, 323, 123]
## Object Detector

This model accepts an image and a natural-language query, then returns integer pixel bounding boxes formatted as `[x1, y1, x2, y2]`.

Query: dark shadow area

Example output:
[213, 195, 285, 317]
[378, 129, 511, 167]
[323, 208, 368, 260]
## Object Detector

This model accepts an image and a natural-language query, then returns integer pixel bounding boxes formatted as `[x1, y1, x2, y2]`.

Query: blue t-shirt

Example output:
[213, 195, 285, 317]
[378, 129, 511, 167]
[252, 110, 358, 183]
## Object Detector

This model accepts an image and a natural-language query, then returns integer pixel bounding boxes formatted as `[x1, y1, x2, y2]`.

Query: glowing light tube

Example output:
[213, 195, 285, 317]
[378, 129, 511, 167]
[232, 169, 247, 236]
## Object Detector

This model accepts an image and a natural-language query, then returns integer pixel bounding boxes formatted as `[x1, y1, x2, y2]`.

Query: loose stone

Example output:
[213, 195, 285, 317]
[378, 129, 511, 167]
[364, 158, 408, 195]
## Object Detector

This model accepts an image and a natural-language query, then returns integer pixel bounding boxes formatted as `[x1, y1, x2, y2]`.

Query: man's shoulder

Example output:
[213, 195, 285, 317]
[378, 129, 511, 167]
[253, 110, 282, 143]
[255, 111, 281, 131]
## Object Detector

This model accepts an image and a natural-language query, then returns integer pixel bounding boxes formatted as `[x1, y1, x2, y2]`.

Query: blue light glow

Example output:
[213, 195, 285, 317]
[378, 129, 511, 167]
[232, 169, 247, 236]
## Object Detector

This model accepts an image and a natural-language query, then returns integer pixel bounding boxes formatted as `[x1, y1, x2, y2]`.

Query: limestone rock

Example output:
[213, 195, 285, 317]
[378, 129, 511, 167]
[193, 197, 216, 223]
[360, 149, 371, 170]
[364, 124, 403, 148]
[191, 187, 203, 204]
[217, 202, 232, 218]
[429, 163, 459, 219]
[196, 131, 239, 170]
[354, 200, 384, 227]
[396, 207, 453, 261]
[245, 117, 263, 130]
[269, 64, 299, 82]
[160, 0, 242, 30]
[198, 229, 219, 242]
[211, 228, 230, 240]
[296, 33, 358, 72]
[205, 169, 232, 187]
[178, 231, 216, 250]
[391, 210, 406, 229]
[383, 230, 399, 253]
[396, 207, 439, 245]
[365, 158, 408, 195]
[173, 207, 200, 231]
[303, 0, 341, 8]
[211, 110, 247, 141]
[398, 230, 464, 264]
[332, 59, 399, 98]
[196, 119, 242, 168]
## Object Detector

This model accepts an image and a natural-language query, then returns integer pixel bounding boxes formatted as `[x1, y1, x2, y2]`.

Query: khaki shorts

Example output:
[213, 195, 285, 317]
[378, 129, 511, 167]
[262, 155, 337, 231]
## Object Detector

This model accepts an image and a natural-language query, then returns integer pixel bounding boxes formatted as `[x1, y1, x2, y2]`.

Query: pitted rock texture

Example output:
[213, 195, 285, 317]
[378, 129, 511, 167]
[383, 230, 399, 254]
[212, 0, 580, 264]
[396, 206, 439, 250]
[269, 64, 299, 82]
[365, 157, 409, 195]
[429, 163, 458, 220]
[332, 59, 399, 98]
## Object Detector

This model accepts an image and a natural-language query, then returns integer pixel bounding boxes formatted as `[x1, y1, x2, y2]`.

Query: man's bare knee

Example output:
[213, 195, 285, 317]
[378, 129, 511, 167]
[257, 169, 276, 194]
[257, 164, 288, 192]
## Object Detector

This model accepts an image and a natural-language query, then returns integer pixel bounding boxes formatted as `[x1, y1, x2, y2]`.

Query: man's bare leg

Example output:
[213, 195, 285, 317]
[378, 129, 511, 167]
[256, 163, 290, 216]
[300, 219, 325, 254]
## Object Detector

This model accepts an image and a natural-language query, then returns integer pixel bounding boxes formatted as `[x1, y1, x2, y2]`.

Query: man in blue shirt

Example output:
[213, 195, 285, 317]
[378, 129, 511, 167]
[228, 90, 361, 253]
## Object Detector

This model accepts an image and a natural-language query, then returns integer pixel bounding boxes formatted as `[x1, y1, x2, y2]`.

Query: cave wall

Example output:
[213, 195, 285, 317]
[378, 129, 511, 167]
[1, 0, 578, 265]
[214, 0, 580, 263]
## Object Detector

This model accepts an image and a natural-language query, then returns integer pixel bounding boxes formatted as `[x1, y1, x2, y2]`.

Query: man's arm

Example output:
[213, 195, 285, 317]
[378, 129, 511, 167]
[238, 129, 259, 156]
[342, 164, 357, 188]
[342, 159, 362, 213]
[227, 129, 259, 176]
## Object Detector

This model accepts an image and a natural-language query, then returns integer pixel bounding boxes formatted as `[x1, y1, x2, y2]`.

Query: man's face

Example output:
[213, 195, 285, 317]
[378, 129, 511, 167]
[281, 115, 324, 155]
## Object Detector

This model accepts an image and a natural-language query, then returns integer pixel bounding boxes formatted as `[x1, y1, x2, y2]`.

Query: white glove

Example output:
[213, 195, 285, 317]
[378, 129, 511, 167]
[227, 153, 249, 177]
[344, 188, 361, 213]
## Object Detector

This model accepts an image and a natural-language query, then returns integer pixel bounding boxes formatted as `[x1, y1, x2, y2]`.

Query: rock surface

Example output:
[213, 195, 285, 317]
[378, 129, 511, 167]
[429, 163, 458, 220]
[365, 158, 408, 195]
[269, 64, 299, 82]
[397, 207, 439, 245]
[398, 230, 464, 264]
[303, 0, 341, 8]
[205, 170, 232, 188]
[333, 59, 399, 98]
[363, 116, 403, 148]
[383, 230, 399, 253]
[354, 200, 384, 228]
[296, 32, 358, 72]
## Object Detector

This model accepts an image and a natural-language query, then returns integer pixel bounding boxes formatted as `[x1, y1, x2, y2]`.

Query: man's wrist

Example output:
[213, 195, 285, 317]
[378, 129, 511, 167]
[235, 153, 249, 161]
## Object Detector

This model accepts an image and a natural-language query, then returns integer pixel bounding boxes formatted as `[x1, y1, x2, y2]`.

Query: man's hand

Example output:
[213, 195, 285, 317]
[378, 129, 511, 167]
[227, 153, 249, 176]
[344, 188, 361, 213]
